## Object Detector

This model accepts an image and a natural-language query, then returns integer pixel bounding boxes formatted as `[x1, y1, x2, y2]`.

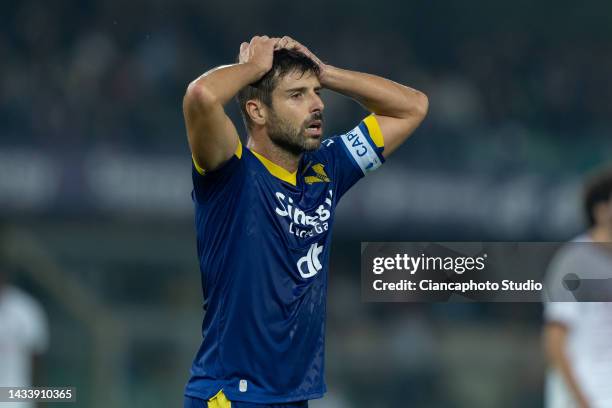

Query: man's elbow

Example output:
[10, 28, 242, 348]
[407, 90, 429, 120]
[184, 81, 219, 112]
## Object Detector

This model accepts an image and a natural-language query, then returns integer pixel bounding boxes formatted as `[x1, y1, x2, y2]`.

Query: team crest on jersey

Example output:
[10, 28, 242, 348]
[304, 163, 331, 184]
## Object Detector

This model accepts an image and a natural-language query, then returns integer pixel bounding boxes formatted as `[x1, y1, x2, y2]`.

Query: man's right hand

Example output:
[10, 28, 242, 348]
[239, 36, 280, 76]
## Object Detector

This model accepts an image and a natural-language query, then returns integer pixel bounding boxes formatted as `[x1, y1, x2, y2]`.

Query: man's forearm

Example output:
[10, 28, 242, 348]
[545, 324, 590, 407]
[551, 351, 590, 407]
[320, 65, 427, 119]
[187, 62, 266, 107]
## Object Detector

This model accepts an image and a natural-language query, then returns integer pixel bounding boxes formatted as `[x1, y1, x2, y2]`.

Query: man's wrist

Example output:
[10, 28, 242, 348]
[320, 64, 349, 90]
[318, 64, 337, 88]
[241, 61, 270, 82]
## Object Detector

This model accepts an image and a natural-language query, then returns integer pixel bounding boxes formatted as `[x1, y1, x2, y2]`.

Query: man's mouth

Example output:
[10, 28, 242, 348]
[305, 120, 323, 136]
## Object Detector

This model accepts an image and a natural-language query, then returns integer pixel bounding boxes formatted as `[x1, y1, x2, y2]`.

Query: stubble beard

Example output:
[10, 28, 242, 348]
[267, 110, 322, 156]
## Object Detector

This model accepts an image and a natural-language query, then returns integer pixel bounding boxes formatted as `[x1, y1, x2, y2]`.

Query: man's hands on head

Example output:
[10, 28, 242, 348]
[184, 33, 427, 174]
[238, 35, 328, 81]
[239, 36, 280, 77]
[236, 35, 429, 160]
[274, 36, 329, 81]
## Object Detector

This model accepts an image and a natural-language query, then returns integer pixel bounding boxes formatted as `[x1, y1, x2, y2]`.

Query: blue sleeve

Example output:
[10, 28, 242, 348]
[319, 115, 385, 200]
[191, 142, 245, 204]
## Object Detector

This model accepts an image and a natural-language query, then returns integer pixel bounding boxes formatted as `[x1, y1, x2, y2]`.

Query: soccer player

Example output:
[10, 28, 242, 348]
[182, 35, 428, 407]
[543, 168, 612, 408]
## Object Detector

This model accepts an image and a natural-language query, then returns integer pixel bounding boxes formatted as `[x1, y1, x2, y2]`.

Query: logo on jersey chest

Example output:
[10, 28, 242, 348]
[275, 189, 333, 279]
[304, 163, 331, 184]
[274, 189, 333, 239]
[297, 242, 324, 278]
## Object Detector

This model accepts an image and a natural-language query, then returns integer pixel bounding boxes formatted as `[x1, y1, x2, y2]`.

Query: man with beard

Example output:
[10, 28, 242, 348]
[182, 35, 428, 407]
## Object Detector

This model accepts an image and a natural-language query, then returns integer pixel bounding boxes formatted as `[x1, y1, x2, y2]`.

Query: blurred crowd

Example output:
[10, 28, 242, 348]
[2, 0, 611, 174]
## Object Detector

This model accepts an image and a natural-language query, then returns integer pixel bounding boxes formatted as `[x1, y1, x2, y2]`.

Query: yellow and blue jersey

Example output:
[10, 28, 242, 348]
[185, 115, 385, 404]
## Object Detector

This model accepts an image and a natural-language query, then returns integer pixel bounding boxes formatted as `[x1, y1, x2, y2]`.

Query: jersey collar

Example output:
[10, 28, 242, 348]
[250, 149, 298, 186]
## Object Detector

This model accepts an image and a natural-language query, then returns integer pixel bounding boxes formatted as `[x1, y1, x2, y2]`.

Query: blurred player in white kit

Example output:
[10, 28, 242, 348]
[543, 167, 612, 408]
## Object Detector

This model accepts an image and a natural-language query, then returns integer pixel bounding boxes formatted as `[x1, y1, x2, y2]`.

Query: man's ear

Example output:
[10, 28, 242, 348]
[246, 100, 266, 126]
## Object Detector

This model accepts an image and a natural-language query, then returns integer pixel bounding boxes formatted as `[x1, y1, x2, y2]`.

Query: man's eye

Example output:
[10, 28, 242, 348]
[291, 93, 302, 99]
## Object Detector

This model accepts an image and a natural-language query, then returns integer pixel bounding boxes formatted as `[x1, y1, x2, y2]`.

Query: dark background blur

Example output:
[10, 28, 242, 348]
[1, 0, 610, 406]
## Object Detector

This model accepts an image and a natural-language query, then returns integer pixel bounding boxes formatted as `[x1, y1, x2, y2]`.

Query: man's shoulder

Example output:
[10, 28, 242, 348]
[552, 233, 592, 259]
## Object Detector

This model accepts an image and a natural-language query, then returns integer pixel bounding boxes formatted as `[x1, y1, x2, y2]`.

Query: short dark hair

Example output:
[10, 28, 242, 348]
[236, 48, 320, 130]
[583, 166, 612, 227]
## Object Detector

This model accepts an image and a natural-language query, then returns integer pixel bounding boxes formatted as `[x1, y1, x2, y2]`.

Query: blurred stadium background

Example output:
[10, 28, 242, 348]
[1, 0, 611, 406]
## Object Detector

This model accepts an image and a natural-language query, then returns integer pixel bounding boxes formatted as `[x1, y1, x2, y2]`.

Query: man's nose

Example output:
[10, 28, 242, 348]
[311, 94, 324, 112]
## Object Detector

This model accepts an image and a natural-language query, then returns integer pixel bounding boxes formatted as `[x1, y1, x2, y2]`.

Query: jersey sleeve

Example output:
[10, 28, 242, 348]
[191, 140, 246, 203]
[544, 302, 579, 329]
[319, 114, 385, 200]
